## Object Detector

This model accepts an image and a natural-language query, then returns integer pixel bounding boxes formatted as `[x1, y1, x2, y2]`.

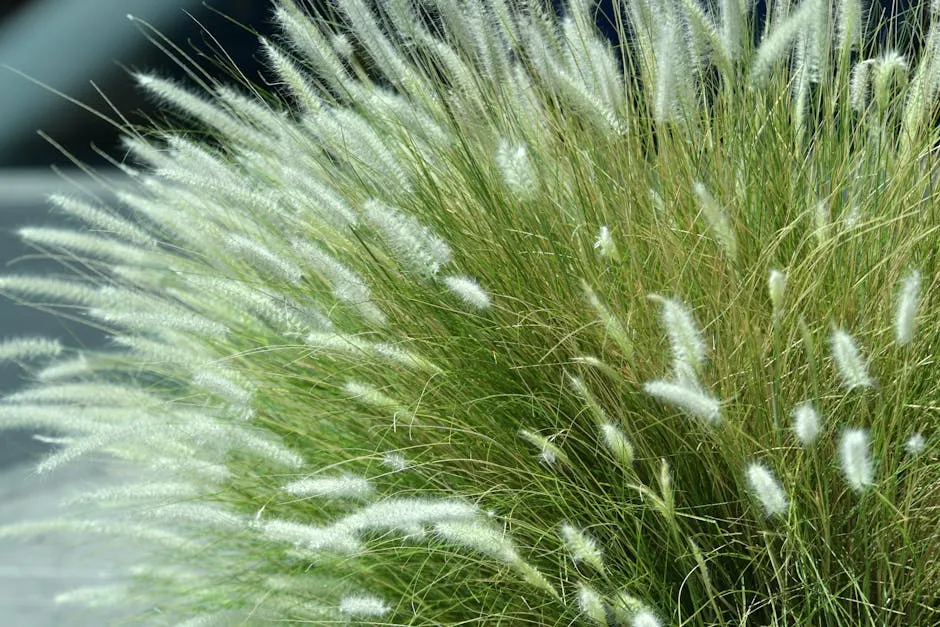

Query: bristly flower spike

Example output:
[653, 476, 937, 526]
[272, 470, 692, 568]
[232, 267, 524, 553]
[745, 462, 789, 517]
[895, 269, 921, 346]
[792, 401, 821, 446]
[577, 583, 608, 626]
[559, 523, 606, 573]
[643, 379, 722, 424]
[830, 328, 875, 390]
[905, 432, 926, 456]
[443, 275, 491, 310]
[648, 294, 707, 382]
[768, 269, 787, 318]
[840, 428, 874, 493]
[594, 225, 619, 260]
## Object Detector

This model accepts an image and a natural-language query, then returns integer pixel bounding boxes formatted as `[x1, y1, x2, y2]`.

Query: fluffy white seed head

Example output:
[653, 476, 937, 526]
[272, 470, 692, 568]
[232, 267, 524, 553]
[895, 269, 921, 346]
[577, 583, 607, 625]
[434, 519, 518, 563]
[363, 199, 452, 277]
[830, 328, 875, 390]
[600, 422, 634, 466]
[840, 428, 874, 493]
[643, 379, 722, 424]
[0, 337, 62, 362]
[225, 234, 302, 284]
[650, 294, 707, 381]
[905, 432, 926, 456]
[560, 523, 605, 573]
[443, 275, 491, 310]
[283, 475, 375, 501]
[792, 402, 821, 446]
[594, 225, 618, 260]
[338, 594, 390, 618]
[850, 59, 875, 110]
[519, 429, 568, 466]
[382, 452, 409, 471]
[632, 610, 663, 627]
[496, 139, 538, 200]
[768, 269, 787, 318]
[692, 181, 738, 260]
[745, 462, 789, 517]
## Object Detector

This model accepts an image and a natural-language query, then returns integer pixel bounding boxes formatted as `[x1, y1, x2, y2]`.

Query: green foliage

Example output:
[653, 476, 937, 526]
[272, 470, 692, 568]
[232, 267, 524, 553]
[1, 0, 938, 625]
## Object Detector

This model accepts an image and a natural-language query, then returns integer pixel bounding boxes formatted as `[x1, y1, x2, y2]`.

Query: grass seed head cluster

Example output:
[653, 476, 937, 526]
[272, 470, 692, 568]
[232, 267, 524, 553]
[1, 0, 939, 625]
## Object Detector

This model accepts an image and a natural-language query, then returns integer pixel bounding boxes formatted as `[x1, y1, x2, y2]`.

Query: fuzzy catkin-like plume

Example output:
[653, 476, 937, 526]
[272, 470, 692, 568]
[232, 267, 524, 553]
[650, 294, 707, 381]
[632, 610, 663, 627]
[496, 140, 538, 200]
[577, 583, 607, 625]
[693, 181, 738, 260]
[840, 428, 874, 492]
[643, 380, 722, 424]
[768, 269, 787, 318]
[895, 269, 921, 346]
[584, 283, 634, 360]
[600, 422, 634, 466]
[560, 523, 605, 572]
[363, 199, 452, 277]
[519, 429, 569, 466]
[905, 432, 926, 456]
[283, 475, 375, 501]
[830, 328, 875, 389]
[593, 225, 618, 260]
[443, 275, 492, 310]
[745, 462, 789, 517]
[791, 401, 821, 446]
[338, 595, 390, 618]
[850, 59, 875, 111]
[0, 337, 62, 362]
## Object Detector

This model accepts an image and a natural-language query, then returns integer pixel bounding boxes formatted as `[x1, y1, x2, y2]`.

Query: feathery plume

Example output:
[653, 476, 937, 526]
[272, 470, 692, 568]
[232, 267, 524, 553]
[577, 583, 607, 625]
[840, 428, 874, 492]
[496, 140, 538, 200]
[850, 59, 875, 111]
[0, 337, 62, 362]
[768, 269, 787, 318]
[594, 225, 618, 260]
[338, 595, 390, 618]
[905, 432, 926, 456]
[632, 610, 663, 627]
[895, 269, 921, 346]
[519, 429, 569, 466]
[283, 475, 375, 501]
[559, 523, 605, 573]
[443, 275, 492, 310]
[584, 283, 634, 360]
[600, 422, 634, 466]
[693, 181, 738, 260]
[830, 328, 875, 389]
[791, 402, 821, 446]
[649, 294, 707, 381]
[745, 462, 789, 517]
[363, 199, 452, 277]
[643, 380, 722, 424]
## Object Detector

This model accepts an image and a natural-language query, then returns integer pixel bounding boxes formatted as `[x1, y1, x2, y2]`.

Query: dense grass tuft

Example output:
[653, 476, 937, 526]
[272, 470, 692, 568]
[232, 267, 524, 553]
[1, 1, 938, 625]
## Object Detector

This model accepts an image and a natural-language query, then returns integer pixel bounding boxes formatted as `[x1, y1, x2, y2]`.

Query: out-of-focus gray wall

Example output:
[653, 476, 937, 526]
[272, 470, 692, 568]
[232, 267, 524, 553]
[0, 1, 275, 468]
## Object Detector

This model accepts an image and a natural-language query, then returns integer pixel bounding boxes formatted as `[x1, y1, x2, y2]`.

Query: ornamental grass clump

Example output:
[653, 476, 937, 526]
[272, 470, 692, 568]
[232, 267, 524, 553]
[1, 0, 939, 624]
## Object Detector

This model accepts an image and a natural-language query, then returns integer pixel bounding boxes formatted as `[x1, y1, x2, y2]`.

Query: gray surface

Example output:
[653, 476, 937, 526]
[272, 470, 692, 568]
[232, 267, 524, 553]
[0, 0, 204, 164]
[1, 169, 136, 625]
[0, 460, 141, 626]
[1, 168, 116, 467]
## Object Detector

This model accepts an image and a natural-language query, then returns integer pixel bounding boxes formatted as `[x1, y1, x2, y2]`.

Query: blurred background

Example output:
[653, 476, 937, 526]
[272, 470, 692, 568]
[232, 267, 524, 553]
[0, 0, 274, 467]
[0, 3, 273, 624]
